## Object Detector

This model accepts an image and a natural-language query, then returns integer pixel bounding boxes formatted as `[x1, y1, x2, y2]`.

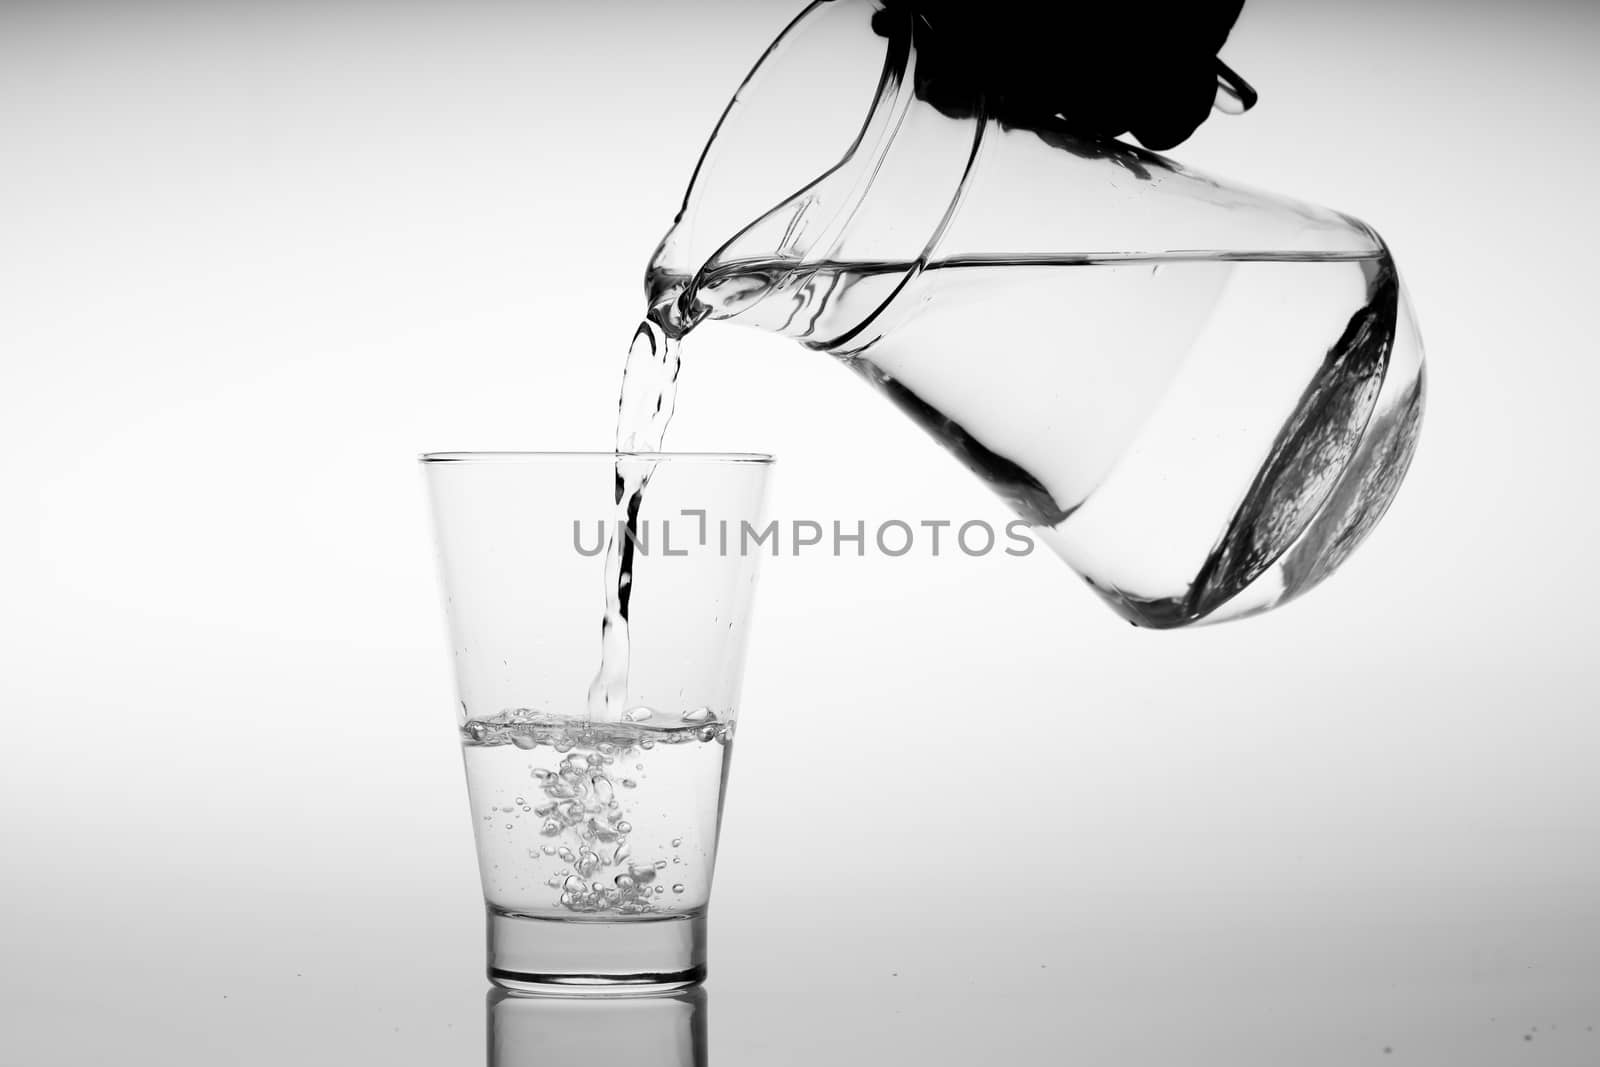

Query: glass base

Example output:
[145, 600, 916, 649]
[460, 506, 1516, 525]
[487, 907, 707, 994]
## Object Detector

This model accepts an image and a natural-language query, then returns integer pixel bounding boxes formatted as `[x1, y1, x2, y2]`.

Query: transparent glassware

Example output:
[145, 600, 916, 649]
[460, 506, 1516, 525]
[488, 987, 707, 1067]
[423, 452, 773, 992]
[645, 0, 1425, 629]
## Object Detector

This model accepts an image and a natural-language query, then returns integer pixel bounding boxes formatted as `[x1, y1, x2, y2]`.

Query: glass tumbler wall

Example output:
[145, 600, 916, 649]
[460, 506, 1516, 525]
[424, 453, 773, 992]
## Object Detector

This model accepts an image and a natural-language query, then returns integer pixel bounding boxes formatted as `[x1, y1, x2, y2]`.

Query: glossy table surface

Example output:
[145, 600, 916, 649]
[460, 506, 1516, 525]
[6, 877, 1597, 1066]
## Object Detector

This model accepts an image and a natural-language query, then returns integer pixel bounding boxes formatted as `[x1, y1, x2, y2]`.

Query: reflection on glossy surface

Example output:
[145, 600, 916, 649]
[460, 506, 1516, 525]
[489, 987, 708, 1067]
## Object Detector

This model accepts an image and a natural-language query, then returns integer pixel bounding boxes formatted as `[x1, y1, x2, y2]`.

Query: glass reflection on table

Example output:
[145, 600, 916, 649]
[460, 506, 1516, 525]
[488, 986, 708, 1067]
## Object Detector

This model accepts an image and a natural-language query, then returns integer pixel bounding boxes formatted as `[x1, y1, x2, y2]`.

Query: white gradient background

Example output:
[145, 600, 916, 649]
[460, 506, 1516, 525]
[1, 0, 1597, 1063]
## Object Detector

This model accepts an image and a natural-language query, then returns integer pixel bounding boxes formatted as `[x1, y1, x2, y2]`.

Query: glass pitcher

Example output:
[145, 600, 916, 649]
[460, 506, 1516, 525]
[645, 0, 1425, 629]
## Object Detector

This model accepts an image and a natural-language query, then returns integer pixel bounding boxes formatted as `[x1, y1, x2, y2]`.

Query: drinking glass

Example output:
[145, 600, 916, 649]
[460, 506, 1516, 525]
[423, 452, 773, 992]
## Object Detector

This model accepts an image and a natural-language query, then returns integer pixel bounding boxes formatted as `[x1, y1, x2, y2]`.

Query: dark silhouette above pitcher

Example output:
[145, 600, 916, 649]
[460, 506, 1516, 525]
[872, 0, 1257, 150]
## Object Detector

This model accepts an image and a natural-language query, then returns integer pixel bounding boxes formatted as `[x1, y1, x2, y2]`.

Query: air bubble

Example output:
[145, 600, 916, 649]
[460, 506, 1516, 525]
[654, 860, 668, 871]
[624, 706, 655, 723]
[512, 734, 538, 750]
[591, 776, 615, 805]
[682, 707, 714, 724]
[616, 821, 632, 834]
[621, 779, 637, 789]
[672, 884, 685, 894]
[615, 874, 636, 891]
[671, 837, 683, 848]
[540, 821, 560, 837]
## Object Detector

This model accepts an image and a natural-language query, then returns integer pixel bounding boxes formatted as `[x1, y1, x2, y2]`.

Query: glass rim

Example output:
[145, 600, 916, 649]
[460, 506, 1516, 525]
[420, 451, 774, 465]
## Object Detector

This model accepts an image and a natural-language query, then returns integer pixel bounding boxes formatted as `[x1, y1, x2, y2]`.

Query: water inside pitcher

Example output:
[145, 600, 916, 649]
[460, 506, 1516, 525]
[642, 0, 1425, 628]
